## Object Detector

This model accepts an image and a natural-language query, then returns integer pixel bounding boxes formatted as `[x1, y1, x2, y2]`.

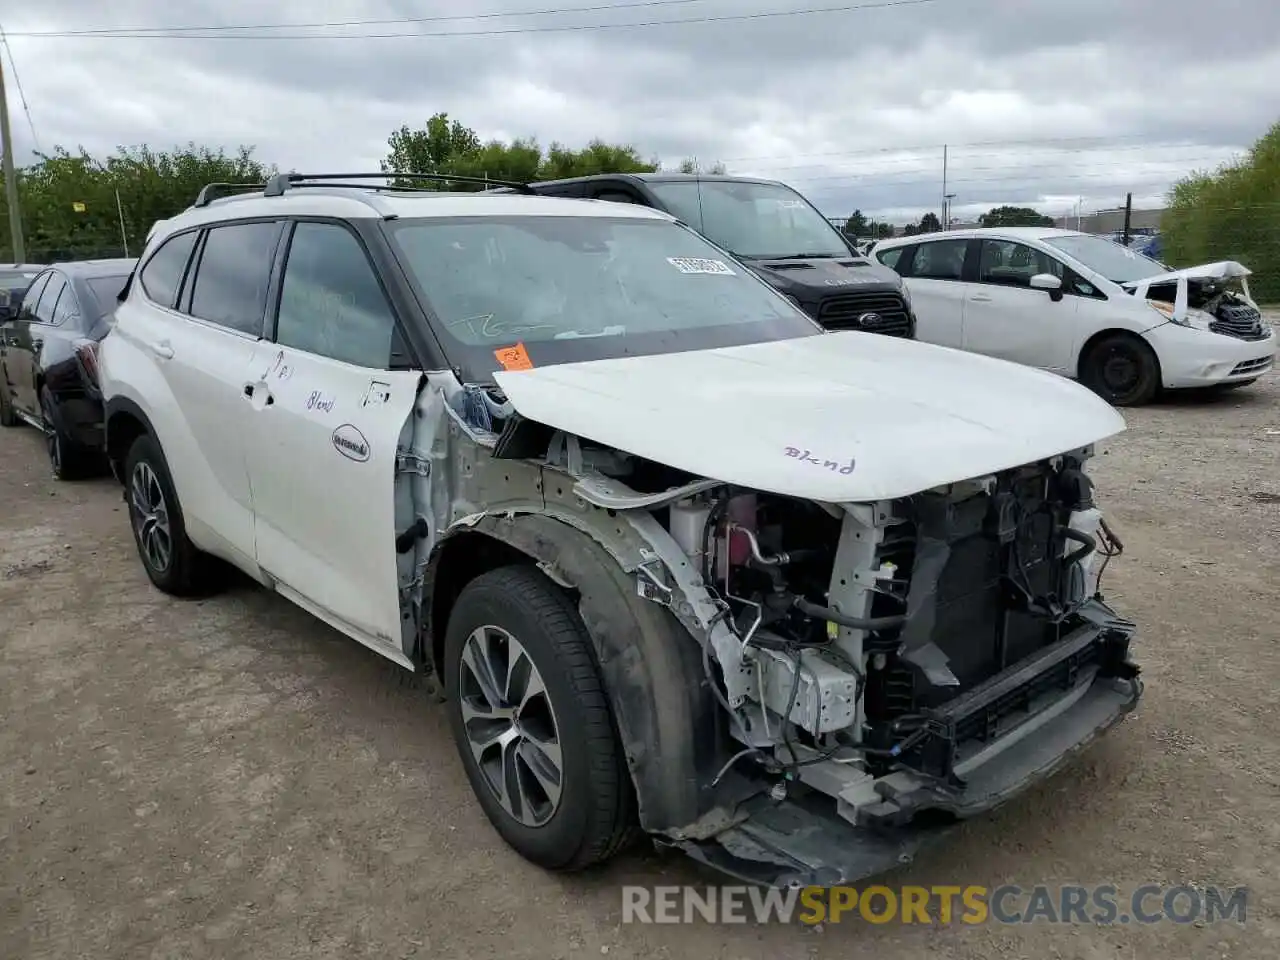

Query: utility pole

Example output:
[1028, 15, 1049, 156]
[1121, 192, 1133, 245]
[941, 144, 948, 230]
[0, 50, 26, 263]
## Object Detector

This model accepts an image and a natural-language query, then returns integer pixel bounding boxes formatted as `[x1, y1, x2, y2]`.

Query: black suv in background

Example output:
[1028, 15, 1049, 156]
[521, 174, 916, 339]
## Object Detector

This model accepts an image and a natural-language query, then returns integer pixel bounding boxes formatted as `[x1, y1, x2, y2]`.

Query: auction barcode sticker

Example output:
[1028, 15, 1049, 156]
[667, 257, 735, 275]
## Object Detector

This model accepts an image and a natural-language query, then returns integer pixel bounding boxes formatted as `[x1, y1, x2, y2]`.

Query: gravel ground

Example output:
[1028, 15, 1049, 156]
[1, 369, 1278, 959]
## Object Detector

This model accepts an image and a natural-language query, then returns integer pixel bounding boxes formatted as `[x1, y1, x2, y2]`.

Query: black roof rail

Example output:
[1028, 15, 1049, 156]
[193, 182, 268, 208]
[262, 171, 535, 197]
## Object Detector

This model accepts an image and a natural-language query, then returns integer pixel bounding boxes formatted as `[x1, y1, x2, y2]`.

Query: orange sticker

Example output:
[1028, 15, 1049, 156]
[494, 342, 534, 371]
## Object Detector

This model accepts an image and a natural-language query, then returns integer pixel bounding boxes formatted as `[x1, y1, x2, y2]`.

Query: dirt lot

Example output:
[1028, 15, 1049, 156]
[2, 371, 1278, 960]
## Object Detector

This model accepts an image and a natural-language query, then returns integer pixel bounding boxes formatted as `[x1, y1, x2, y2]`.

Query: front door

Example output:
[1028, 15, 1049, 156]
[961, 239, 1079, 372]
[242, 219, 424, 658]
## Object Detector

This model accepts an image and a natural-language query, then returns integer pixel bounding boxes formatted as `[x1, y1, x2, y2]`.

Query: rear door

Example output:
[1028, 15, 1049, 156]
[896, 238, 971, 349]
[133, 221, 282, 567]
[14, 271, 67, 415]
[242, 219, 422, 660]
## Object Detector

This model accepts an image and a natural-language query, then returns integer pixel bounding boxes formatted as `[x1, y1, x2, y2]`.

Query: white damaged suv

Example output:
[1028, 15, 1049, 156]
[100, 174, 1142, 886]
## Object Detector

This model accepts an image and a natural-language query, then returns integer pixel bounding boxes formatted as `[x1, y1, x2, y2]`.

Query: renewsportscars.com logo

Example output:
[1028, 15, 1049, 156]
[621, 884, 1249, 926]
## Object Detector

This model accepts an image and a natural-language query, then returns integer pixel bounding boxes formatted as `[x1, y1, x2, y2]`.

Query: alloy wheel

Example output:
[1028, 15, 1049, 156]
[130, 461, 173, 574]
[457, 624, 564, 827]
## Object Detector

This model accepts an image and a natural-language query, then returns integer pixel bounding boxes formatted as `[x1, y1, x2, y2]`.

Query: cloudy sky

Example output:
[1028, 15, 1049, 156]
[3, 0, 1278, 224]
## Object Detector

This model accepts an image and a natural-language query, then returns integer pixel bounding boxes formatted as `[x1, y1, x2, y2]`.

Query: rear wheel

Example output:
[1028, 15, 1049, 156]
[40, 386, 93, 480]
[444, 565, 636, 871]
[1081, 334, 1160, 407]
[124, 433, 223, 596]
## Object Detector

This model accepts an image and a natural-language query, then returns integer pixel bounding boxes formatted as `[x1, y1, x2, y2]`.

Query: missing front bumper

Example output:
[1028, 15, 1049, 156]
[680, 654, 1142, 888]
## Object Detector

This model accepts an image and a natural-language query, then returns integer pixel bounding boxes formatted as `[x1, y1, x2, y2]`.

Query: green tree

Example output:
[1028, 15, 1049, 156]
[1164, 119, 1280, 302]
[676, 158, 727, 175]
[843, 209, 869, 237]
[0, 143, 272, 262]
[918, 211, 942, 233]
[382, 113, 659, 188]
[978, 205, 1055, 227]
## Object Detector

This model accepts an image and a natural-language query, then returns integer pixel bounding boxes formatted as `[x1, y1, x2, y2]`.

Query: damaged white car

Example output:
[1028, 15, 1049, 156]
[100, 175, 1143, 886]
[873, 227, 1275, 405]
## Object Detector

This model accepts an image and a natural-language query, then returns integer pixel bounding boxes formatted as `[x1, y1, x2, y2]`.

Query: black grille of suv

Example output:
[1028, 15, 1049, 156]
[1210, 301, 1269, 341]
[816, 292, 913, 338]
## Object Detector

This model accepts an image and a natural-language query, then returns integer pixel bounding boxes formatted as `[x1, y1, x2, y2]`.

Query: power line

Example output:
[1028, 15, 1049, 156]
[5, 0, 718, 37]
[3, 0, 947, 41]
[718, 132, 1182, 164]
[733, 141, 1241, 174]
[0, 24, 38, 152]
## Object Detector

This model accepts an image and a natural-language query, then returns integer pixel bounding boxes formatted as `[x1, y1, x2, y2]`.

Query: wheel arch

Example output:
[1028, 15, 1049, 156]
[104, 395, 157, 485]
[1076, 326, 1163, 382]
[423, 514, 722, 836]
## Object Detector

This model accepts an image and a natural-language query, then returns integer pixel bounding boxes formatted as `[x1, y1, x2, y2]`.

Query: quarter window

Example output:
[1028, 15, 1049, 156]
[876, 246, 906, 271]
[51, 282, 80, 326]
[140, 230, 198, 309]
[275, 222, 398, 368]
[188, 222, 280, 336]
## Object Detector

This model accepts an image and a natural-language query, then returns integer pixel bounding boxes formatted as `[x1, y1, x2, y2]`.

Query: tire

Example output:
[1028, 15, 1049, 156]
[123, 432, 223, 597]
[40, 386, 93, 481]
[1081, 333, 1160, 407]
[0, 384, 17, 427]
[444, 565, 636, 872]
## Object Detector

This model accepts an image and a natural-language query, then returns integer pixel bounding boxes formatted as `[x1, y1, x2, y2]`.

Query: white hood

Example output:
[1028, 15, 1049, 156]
[493, 332, 1126, 502]
[1122, 261, 1254, 324]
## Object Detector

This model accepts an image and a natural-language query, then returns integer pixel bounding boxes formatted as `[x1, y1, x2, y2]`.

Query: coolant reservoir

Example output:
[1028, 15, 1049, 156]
[1067, 507, 1103, 598]
[669, 500, 711, 567]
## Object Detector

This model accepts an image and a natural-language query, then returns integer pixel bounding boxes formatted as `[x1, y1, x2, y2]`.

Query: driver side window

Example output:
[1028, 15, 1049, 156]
[977, 240, 1063, 289]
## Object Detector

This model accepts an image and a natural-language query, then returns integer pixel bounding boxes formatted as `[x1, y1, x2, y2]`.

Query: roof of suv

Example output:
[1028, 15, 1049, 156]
[528, 172, 791, 190]
[165, 187, 674, 236]
[876, 227, 1085, 248]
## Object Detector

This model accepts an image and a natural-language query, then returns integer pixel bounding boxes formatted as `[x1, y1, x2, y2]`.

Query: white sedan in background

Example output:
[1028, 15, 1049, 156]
[870, 227, 1276, 405]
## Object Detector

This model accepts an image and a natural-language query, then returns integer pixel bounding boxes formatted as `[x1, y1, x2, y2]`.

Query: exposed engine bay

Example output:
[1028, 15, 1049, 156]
[654, 453, 1140, 827]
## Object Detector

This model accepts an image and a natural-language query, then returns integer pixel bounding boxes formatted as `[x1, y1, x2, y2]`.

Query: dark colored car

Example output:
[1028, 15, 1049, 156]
[0, 258, 136, 478]
[0, 263, 48, 321]
[511, 174, 917, 339]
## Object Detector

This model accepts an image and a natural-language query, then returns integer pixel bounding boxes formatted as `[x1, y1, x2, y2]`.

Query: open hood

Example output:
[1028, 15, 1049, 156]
[492, 332, 1126, 503]
[1121, 261, 1254, 323]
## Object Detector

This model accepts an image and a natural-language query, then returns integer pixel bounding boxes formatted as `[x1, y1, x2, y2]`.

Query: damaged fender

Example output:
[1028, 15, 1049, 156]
[423, 511, 724, 836]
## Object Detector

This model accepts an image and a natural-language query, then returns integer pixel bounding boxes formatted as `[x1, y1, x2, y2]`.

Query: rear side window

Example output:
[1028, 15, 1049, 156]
[33, 274, 67, 324]
[907, 239, 969, 280]
[50, 282, 80, 326]
[17, 272, 51, 314]
[188, 222, 280, 336]
[275, 221, 398, 368]
[140, 230, 198, 308]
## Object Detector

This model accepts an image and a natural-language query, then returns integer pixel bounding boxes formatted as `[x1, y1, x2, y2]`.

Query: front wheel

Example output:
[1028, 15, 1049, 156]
[1081, 334, 1160, 406]
[0, 384, 17, 427]
[444, 565, 636, 871]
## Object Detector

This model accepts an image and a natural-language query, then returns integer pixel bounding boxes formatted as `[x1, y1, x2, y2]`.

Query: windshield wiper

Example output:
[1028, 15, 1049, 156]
[770, 252, 843, 260]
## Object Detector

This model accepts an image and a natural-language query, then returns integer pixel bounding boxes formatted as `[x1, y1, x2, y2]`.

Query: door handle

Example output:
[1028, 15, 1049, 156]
[30, 339, 43, 350]
[148, 339, 174, 359]
[970, 294, 993, 302]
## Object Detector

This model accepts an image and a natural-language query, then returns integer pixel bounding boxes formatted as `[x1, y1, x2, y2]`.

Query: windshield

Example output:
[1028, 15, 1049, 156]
[1043, 233, 1168, 284]
[387, 214, 820, 381]
[645, 180, 851, 260]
